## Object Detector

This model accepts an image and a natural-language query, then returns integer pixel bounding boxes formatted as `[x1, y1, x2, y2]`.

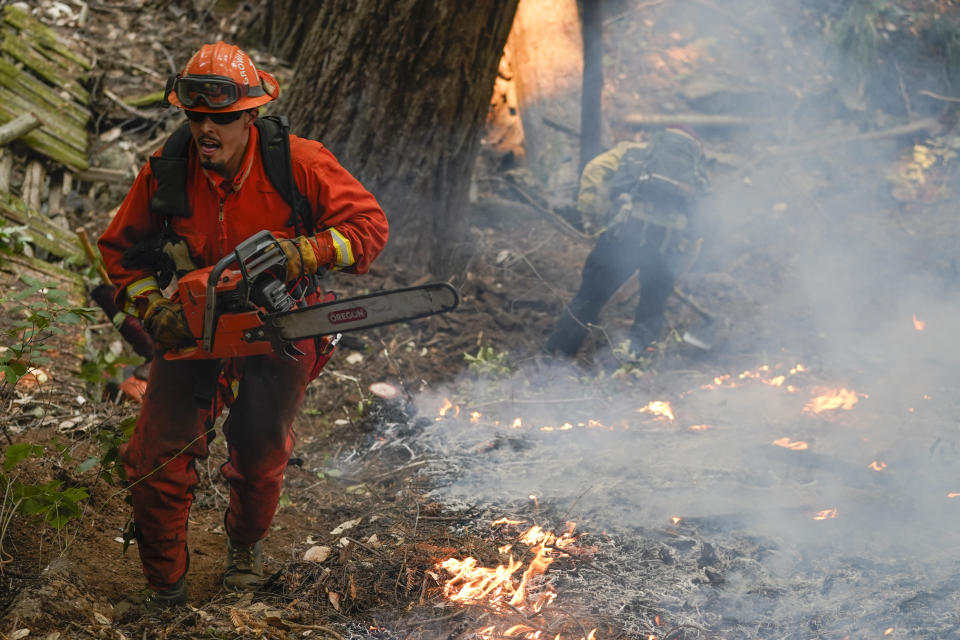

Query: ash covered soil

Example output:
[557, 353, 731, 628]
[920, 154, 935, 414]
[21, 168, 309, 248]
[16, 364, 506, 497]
[5, 1, 960, 639]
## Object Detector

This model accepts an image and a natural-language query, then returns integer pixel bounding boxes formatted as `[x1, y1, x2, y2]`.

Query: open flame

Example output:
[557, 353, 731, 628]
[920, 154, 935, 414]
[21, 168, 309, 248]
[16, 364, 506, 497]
[803, 387, 861, 414]
[437, 398, 460, 419]
[868, 461, 887, 471]
[772, 437, 808, 451]
[813, 508, 838, 520]
[437, 521, 596, 640]
[699, 363, 805, 392]
[637, 400, 675, 421]
[912, 314, 925, 331]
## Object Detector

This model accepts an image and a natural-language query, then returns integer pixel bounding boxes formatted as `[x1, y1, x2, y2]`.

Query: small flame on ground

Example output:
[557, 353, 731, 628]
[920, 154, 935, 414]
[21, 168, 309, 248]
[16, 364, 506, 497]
[772, 437, 808, 451]
[437, 398, 460, 419]
[492, 518, 526, 527]
[913, 314, 925, 331]
[688, 424, 713, 431]
[512, 417, 523, 429]
[884, 628, 894, 636]
[764, 375, 786, 387]
[813, 508, 839, 520]
[948, 493, 960, 498]
[700, 363, 806, 391]
[804, 387, 861, 413]
[470, 411, 482, 423]
[868, 461, 887, 471]
[437, 521, 595, 640]
[671, 516, 682, 525]
[638, 401, 675, 421]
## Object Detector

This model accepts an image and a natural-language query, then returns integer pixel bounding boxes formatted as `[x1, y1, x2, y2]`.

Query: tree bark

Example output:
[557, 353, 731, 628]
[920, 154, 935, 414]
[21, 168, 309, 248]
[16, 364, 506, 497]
[578, 0, 603, 174]
[283, 1, 520, 279]
[240, 0, 321, 65]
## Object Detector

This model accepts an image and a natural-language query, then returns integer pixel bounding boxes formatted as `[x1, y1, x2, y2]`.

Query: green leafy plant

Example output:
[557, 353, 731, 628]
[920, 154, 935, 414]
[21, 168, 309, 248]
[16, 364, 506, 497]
[0, 219, 29, 254]
[79, 346, 143, 395]
[86, 415, 137, 486]
[464, 345, 512, 379]
[0, 277, 97, 391]
[1, 443, 89, 530]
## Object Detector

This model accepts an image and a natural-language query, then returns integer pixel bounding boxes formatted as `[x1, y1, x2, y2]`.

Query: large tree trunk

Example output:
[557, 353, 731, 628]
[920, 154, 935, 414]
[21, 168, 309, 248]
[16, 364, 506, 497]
[239, 1, 321, 65]
[579, 0, 603, 174]
[282, 1, 519, 278]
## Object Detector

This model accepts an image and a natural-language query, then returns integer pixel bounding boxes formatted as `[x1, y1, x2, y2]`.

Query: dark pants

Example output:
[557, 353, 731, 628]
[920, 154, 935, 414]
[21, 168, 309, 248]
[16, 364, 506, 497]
[546, 221, 675, 357]
[120, 337, 330, 590]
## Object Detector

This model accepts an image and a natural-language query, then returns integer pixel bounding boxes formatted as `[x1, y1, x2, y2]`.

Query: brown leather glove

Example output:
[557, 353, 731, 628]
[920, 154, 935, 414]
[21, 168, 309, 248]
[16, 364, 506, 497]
[142, 297, 195, 352]
[277, 236, 321, 282]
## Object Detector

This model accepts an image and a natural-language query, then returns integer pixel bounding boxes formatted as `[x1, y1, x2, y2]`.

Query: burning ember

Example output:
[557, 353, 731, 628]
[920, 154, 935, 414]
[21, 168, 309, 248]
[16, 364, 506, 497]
[637, 400, 675, 421]
[437, 520, 597, 640]
[437, 398, 459, 419]
[772, 437, 808, 451]
[803, 387, 862, 414]
[699, 363, 805, 392]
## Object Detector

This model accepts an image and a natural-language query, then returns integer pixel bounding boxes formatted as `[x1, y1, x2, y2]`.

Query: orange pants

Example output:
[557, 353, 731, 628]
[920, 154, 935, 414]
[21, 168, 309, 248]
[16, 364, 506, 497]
[121, 337, 331, 589]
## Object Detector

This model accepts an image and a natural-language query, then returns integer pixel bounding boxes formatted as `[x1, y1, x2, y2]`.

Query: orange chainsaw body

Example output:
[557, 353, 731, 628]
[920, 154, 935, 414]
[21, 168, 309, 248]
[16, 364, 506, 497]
[166, 265, 275, 360]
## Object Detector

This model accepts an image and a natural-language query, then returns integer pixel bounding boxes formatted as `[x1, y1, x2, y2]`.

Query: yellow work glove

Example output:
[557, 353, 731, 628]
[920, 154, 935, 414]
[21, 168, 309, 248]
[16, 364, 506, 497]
[277, 236, 322, 282]
[142, 296, 195, 352]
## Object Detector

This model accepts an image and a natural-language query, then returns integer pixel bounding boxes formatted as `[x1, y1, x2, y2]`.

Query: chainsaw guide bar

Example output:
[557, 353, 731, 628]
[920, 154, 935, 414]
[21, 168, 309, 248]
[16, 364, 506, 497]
[269, 282, 460, 340]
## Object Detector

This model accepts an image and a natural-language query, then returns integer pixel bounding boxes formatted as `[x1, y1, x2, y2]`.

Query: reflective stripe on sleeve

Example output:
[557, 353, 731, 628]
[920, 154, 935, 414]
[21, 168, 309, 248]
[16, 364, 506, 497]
[125, 276, 161, 316]
[328, 228, 355, 269]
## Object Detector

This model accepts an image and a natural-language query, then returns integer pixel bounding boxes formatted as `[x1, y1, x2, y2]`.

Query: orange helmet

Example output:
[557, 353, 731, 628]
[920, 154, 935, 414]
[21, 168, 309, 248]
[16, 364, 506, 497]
[166, 41, 279, 113]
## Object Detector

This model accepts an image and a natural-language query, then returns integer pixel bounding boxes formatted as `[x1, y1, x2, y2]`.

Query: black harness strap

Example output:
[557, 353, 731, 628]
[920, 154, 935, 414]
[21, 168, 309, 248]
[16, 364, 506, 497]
[148, 115, 316, 235]
[256, 115, 316, 236]
[148, 123, 194, 219]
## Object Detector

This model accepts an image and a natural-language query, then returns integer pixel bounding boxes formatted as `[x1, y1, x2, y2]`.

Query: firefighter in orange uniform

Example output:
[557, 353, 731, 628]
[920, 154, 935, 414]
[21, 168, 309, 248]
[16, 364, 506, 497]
[98, 42, 388, 609]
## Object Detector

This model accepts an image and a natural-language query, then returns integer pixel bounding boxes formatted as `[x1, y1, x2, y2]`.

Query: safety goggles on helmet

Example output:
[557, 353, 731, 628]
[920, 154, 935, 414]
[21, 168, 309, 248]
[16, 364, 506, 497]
[184, 109, 245, 125]
[172, 75, 265, 109]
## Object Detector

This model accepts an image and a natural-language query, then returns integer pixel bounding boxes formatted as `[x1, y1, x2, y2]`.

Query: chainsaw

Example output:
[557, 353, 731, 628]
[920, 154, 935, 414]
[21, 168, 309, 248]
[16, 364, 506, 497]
[165, 230, 459, 360]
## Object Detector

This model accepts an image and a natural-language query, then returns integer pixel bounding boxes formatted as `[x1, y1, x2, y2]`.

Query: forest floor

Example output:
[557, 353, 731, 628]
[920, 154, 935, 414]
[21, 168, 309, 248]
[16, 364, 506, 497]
[4, 1, 960, 639]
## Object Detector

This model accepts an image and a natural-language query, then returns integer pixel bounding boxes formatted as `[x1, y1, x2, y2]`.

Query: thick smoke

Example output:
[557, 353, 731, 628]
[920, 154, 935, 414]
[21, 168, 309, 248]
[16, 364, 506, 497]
[403, 1, 960, 637]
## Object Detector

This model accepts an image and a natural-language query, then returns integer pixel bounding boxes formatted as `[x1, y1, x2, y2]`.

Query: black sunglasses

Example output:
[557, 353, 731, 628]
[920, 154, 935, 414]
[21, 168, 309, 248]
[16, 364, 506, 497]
[184, 110, 245, 125]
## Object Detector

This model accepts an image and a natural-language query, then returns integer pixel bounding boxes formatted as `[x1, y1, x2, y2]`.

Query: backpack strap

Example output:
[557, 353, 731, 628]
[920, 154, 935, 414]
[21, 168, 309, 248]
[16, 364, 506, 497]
[148, 116, 317, 235]
[255, 115, 316, 236]
[148, 122, 194, 218]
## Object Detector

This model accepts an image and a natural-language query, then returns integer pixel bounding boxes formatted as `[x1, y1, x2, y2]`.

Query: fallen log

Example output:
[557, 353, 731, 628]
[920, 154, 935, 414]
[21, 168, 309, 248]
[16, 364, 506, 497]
[0, 250, 86, 301]
[624, 112, 762, 128]
[0, 111, 40, 146]
[766, 117, 942, 155]
[76, 166, 130, 184]
[0, 191, 83, 259]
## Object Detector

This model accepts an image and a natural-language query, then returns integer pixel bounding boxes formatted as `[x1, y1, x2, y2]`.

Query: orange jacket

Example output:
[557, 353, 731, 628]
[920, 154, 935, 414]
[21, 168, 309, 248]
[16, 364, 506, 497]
[98, 125, 388, 313]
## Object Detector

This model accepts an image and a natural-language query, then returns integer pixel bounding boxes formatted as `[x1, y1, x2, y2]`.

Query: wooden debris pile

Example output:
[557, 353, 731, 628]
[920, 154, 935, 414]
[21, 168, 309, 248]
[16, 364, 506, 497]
[0, 4, 97, 387]
[0, 3, 91, 172]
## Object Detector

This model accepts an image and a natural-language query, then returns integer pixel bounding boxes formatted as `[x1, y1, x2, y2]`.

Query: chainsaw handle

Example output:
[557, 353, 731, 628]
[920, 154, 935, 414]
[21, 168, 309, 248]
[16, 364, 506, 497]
[202, 230, 284, 352]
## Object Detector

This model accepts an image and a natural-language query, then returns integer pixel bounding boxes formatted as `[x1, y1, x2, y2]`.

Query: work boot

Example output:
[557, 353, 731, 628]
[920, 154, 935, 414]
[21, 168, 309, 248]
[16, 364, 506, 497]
[223, 539, 264, 591]
[116, 576, 187, 617]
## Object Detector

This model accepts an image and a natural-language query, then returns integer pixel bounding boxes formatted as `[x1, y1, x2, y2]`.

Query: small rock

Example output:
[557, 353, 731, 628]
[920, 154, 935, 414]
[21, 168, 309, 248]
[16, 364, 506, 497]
[303, 545, 331, 563]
